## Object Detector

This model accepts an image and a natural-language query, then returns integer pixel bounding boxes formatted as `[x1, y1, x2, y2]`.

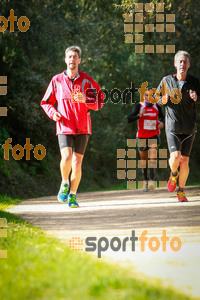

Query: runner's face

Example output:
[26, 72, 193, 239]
[174, 55, 190, 74]
[144, 90, 150, 102]
[65, 51, 81, 70]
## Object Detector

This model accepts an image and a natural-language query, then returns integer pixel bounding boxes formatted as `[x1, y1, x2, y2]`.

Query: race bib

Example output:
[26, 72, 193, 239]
[144, 120, 156, 130]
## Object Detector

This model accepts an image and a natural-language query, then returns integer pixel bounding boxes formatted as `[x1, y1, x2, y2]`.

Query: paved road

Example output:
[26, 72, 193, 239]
[7, 186, 200, 298]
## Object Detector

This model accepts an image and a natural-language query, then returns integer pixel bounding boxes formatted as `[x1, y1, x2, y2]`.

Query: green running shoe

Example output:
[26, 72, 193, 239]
[57, 183, 69, 203]
[68, 194, 79, 208]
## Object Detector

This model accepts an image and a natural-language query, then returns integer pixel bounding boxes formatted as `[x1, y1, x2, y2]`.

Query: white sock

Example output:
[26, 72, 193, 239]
[70, 190, 76, 195]
[62, 180, 69, 185]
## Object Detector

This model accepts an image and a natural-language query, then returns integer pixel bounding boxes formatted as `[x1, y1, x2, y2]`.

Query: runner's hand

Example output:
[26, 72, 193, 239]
[162, 94, 169, 104]
[53, 112, 62, 121]
[189, 90, 197, 101]
[158, 121, 164, 129]
[139, 108, 146, 117]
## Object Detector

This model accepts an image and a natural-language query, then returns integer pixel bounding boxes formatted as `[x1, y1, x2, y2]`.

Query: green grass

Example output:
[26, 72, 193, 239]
[0, 194, 22, 212]
[0, 196, 196, 300]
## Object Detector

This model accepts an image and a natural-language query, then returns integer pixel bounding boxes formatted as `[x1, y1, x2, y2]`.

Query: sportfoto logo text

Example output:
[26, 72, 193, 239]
[86, 80, 182, 105]
[0, 9, 30, 32]
[69, 230, 182, 258]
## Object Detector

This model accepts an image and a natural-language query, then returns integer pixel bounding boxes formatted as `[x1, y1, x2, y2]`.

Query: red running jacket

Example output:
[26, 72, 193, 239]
[41, 71, 104, 135]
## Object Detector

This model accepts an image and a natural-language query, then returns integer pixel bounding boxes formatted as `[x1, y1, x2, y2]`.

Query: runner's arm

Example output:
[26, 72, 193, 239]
[157, 77, 169, 106]
[195, 77, 200, 103]
[40, 80, 58, 120]
[157, 105, 165, 124]
[84, 79, 104, 111]
[128, 103, 140, 123]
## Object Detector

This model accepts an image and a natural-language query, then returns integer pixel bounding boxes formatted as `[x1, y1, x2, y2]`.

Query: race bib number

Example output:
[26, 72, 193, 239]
[144, 120, 156, 130]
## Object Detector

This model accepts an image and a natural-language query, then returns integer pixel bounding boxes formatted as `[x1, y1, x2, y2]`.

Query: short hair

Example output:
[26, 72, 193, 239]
[65, 46, 82, 58]
[146, 86, 153, 91]
[174, 50, 191, 63]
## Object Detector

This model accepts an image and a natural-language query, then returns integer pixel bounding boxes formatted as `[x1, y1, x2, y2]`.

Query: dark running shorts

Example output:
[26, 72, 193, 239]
[58, 134, 89, 155]
[136, 135, 160, 152]
[166, 131, 195, 157]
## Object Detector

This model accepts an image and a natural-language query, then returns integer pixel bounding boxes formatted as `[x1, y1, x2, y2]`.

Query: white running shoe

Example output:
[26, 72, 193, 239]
[148, 180, 156, 190]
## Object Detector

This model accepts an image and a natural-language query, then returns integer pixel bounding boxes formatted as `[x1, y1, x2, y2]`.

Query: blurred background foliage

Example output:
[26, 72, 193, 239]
[0, 0, 200, 198]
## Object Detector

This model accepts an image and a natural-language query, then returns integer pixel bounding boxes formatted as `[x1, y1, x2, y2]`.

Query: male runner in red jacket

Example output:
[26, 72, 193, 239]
[41, 46, 104, 207]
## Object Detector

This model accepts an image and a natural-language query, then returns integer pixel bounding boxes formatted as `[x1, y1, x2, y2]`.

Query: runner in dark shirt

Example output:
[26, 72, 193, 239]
[157, 50, 200, 202]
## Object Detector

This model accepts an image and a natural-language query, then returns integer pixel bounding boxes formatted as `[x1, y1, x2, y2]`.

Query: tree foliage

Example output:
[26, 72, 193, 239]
[0, 0, 200, 197]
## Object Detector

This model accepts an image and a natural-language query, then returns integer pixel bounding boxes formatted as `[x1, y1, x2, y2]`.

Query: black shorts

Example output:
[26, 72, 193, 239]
[166, 131, 195, 157]
[136, 135, 160, 152]
[58, 134, 89, 155]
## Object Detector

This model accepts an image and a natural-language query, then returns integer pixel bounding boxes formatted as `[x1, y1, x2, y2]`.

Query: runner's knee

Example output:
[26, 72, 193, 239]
[170, 151, 181, 162]
[72, 154, 83, 170]
[61, 156, 72, 164]
[180, 156, 189, 166]
[61, 150, 72, 163]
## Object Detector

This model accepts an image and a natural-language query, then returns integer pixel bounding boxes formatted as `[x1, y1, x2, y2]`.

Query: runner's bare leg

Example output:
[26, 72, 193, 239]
[179, 155, 189, 188]
[149, 144, 157, 164]
[60, 147, 73, 181]
[169, 151, 181, 173]
[139, 150, 148, 168]
[70, 152, 84, 192]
